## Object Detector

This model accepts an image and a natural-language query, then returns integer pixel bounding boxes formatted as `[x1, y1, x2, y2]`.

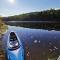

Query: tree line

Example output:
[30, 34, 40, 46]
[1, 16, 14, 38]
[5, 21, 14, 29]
[3, 9, 60, 21]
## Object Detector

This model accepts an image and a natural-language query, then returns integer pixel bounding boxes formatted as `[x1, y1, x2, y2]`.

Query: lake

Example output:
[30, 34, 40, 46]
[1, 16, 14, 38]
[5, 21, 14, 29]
[4, 21, 60, 30]
[3, 25, 60, 60]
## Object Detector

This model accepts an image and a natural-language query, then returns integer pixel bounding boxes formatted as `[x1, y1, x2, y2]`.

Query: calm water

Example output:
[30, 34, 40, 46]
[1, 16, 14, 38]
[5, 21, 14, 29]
[6, 21, 59, 23]
[3, 26, 60, 60]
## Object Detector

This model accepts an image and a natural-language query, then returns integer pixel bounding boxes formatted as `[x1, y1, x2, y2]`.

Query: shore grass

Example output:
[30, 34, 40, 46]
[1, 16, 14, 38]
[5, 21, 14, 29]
[0, 18, 8, 60]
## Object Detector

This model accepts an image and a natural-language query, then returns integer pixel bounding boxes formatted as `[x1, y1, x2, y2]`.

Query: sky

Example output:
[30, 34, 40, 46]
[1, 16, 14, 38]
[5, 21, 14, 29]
[0, 0, 60, 17]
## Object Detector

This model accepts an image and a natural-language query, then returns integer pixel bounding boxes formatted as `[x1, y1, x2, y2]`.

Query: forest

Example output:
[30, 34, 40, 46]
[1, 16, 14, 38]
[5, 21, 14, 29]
[3, 9, 60, 21]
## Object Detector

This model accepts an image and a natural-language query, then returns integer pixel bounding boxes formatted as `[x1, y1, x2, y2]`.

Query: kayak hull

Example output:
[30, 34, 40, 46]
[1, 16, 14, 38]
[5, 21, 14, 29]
[7, 31, 24, 60]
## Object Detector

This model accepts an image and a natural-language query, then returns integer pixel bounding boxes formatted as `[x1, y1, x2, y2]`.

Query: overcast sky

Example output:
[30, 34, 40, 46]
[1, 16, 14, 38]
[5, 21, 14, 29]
[0, 0, 60, 17]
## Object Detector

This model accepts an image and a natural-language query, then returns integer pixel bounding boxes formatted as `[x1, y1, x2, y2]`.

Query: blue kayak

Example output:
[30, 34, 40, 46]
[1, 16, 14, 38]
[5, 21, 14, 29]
[6, 31, 24, 60]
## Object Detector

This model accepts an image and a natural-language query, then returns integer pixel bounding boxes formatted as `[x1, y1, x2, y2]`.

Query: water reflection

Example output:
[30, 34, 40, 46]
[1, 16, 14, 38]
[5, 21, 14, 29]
[3, 26, 60, 60]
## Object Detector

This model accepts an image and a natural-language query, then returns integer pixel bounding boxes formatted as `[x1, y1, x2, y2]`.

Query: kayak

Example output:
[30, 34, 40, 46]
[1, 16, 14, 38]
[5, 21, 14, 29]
[6, 31, 24, 60]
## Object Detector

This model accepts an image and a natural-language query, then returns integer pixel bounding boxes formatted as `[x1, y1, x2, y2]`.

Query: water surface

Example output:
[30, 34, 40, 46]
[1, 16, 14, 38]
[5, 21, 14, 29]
[3, 26, 60, 60]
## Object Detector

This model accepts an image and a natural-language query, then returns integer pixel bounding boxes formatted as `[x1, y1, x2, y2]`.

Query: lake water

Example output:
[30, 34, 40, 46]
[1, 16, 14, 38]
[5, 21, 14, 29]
[3, 26, 60, 60]
[6, 21, 59, 23]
